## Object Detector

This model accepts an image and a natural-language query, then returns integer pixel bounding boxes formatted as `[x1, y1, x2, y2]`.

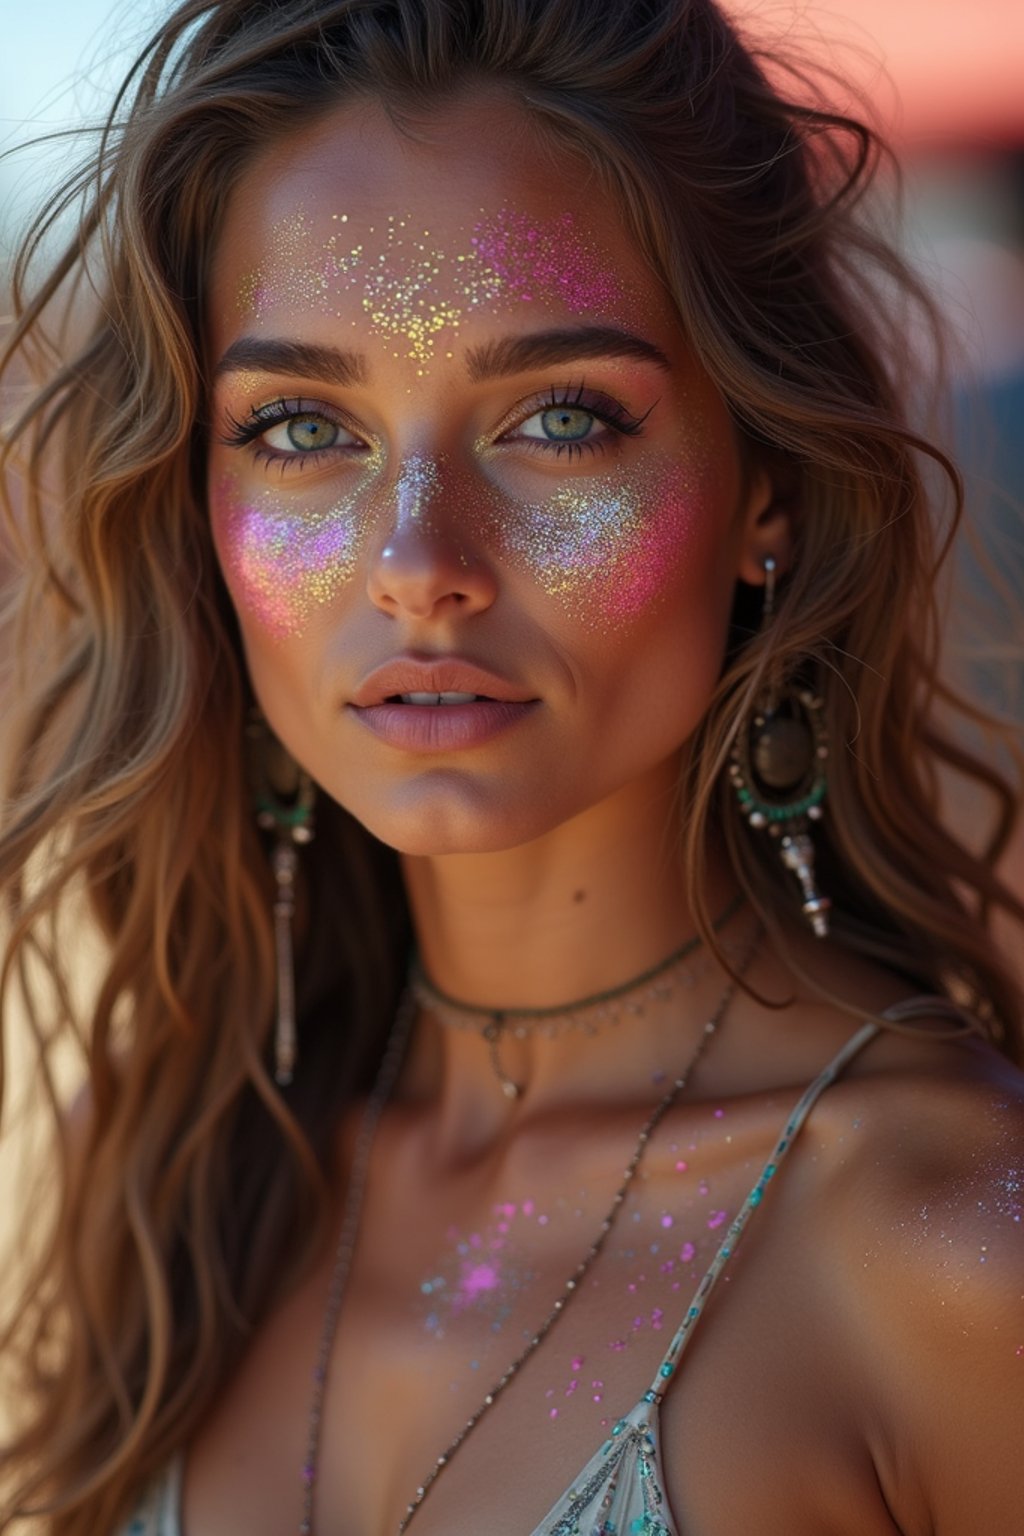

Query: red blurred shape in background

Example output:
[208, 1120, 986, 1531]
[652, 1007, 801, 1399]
[730, 0, 1024, 145]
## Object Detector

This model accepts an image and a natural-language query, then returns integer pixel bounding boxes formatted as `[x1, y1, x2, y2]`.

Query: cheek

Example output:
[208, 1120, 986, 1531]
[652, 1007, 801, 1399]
[210, 473, 364, 638]
[486, 461, 714, 635]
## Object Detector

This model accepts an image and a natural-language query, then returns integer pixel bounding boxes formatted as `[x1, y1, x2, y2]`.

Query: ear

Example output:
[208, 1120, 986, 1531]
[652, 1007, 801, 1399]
[734, 455, 798, 586]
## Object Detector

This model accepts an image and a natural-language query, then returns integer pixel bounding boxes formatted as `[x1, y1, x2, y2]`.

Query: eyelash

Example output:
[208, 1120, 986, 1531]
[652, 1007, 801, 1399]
[218, 383, 652, 468]
[219, 397, 362, 471]
[507, 382, 652, 462]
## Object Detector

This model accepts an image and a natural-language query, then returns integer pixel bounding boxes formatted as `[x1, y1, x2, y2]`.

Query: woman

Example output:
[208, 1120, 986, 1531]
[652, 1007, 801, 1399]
[1, 1, 1022, 1532]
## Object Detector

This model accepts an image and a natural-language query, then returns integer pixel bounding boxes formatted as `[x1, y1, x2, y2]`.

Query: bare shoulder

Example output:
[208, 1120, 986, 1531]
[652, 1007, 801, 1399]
[809, 1030, 1024, 1533]
[820, 1029, 1024, 1257]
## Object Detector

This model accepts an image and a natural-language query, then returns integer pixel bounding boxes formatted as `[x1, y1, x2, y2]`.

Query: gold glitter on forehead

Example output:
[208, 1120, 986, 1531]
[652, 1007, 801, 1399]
[237, 205, 638, 370]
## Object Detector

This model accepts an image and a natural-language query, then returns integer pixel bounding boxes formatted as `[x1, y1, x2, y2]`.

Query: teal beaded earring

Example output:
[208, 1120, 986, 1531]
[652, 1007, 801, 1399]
[246, 710, 316, 1084]
[728, 557, 832, 937]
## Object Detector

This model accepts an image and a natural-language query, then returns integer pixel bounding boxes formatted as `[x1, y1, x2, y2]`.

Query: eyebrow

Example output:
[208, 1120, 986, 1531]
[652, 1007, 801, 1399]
[212, 324, 672, 387]
[213, 337, 369, 385]
[465, 326, 673, 381]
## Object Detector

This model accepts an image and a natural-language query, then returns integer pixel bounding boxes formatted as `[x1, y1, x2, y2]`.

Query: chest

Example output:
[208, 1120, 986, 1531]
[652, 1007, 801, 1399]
[181, 1107, 901, 1536]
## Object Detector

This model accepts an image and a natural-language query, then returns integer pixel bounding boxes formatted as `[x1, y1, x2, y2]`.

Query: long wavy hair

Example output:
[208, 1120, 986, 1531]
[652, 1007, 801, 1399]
[1, 0, 1021, 1529]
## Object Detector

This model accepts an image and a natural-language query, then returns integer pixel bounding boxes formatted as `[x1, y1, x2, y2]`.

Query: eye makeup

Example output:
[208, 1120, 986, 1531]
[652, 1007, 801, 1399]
[237, 205, 641, 369]
[215, 429, 710, 638]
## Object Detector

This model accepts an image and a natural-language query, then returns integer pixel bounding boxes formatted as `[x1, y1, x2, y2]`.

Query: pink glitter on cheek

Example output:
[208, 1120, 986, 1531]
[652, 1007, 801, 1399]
[486, 459, 702, 633]
[214, 474, 364, 638]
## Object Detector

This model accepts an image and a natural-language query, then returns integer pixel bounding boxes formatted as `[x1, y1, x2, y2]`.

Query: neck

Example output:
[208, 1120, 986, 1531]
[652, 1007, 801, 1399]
[398, 757, 743, 1146]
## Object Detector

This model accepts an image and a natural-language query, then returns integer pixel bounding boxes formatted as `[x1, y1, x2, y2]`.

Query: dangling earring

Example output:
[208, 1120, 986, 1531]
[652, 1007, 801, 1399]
[728, 557, 832, 937]
[246, 710, 316, 1084]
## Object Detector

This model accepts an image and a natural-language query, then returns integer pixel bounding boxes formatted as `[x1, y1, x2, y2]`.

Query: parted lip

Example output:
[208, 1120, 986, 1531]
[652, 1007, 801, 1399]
[349, 656, 537, 708]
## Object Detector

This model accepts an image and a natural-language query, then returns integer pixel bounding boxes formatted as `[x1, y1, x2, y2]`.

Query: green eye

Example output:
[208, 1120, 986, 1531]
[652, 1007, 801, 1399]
[538, 406, 594, 441]
[283, 416, 340, 451]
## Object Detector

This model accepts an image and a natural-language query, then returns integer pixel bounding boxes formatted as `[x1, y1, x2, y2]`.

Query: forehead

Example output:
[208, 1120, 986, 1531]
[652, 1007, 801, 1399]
[208, 92, 668, 358]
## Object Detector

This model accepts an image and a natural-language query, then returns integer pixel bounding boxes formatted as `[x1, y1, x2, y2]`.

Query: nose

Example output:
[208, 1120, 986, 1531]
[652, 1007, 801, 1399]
[366, 455, 499, 621]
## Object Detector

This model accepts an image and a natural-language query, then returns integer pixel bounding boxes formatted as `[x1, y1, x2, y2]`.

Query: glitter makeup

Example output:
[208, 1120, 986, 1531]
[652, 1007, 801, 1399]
[395, 453, 441, 524]
[214, 471, 368, 637]
[416, 1199, 544, 1342]
[471, 453, 707, 634]
[879, 1146, 1024, 1294]
[237, 205, 639, 369]
[214, 449, 452, 637]
[225, 201, 718, 633]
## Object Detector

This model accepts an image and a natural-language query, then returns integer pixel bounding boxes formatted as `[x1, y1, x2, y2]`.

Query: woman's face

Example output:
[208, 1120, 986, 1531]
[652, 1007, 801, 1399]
[205, 92, 780, 854]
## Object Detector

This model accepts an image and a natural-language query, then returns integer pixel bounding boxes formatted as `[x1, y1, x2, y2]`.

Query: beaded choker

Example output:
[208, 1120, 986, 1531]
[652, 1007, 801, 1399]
[410, 891, 745, 1097]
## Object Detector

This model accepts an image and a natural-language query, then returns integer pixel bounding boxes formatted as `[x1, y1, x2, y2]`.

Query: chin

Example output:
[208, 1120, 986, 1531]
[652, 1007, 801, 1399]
[335, 773, 574, 857]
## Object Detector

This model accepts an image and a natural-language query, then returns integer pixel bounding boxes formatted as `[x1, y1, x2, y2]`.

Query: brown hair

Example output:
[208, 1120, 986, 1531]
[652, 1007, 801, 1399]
[1, 1, 1021, 1529]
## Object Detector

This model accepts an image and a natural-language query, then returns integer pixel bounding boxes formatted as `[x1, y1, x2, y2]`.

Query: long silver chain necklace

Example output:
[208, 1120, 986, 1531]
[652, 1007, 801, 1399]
[298, 929, 759, 1536]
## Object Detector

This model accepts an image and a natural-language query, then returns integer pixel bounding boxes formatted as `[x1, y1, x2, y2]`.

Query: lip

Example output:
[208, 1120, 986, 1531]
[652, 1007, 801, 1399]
[350, 655, 536, 709]
[347, 654, 540, 754]
[350, 699, 538, 753]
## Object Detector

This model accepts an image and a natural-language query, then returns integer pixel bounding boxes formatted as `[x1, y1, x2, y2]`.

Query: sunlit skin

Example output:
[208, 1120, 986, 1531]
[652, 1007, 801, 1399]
[190, 91, 1024, 1536]
[206, 116, 771, 876]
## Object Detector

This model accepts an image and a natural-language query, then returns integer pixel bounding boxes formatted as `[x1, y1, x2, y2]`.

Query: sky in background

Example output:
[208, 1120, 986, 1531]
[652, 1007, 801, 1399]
[0, 0, 165, 247]
[0, 0, 164, 132]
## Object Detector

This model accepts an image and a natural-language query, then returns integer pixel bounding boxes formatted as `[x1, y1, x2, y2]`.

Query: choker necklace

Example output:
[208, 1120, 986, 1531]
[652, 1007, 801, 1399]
[298, 925, 760, 1536]
[411, 892, 745, 1098]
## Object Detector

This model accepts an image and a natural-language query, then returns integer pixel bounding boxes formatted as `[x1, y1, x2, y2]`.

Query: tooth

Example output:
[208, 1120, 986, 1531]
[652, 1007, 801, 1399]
[397, 691, 480, 705]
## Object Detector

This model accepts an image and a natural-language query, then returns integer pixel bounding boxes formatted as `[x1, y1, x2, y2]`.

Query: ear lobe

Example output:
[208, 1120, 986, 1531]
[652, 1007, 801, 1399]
[735, 459, 798, 585]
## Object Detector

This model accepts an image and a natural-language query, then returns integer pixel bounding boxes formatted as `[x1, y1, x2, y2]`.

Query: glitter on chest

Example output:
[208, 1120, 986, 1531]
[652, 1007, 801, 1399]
[417, 1199, 545, 1340]
[237, 205, 635, 369]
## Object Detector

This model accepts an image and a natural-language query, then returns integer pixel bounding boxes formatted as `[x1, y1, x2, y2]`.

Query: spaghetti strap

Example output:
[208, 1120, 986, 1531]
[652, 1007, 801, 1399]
[643, 1019, 880, 1401]
[532, 1013, 894, 1535]
[641, 989, 971, 1400]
